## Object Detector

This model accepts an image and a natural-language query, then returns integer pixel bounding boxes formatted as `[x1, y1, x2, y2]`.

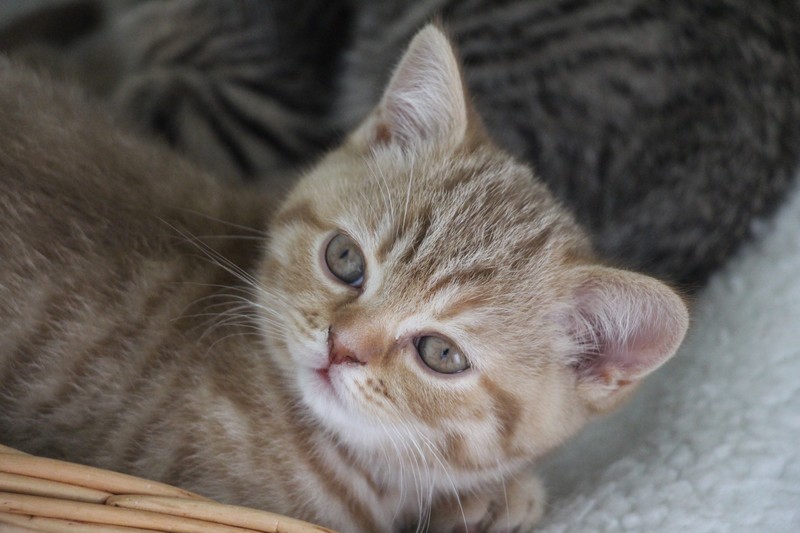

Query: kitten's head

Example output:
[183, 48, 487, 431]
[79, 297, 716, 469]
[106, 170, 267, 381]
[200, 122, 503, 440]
[260, 26, 688, 478]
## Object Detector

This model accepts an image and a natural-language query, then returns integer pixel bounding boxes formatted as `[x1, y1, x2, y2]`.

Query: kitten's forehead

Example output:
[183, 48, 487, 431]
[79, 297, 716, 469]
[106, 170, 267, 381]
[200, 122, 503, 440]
[361, 147, 584, 291]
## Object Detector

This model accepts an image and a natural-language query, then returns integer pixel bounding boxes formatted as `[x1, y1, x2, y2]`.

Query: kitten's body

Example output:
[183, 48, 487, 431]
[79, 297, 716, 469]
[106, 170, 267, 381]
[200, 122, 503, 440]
[0, 59, 277, 494]
[0, 27, 688, 532]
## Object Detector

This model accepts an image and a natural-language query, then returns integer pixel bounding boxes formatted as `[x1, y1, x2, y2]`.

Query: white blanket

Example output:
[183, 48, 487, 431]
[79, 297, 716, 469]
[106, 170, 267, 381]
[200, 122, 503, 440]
[537, 175, 800, 532]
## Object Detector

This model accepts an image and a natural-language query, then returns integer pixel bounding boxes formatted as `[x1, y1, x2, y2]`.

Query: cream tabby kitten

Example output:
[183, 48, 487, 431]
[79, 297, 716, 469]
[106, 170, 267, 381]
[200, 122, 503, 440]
[0, 26, 688, 532]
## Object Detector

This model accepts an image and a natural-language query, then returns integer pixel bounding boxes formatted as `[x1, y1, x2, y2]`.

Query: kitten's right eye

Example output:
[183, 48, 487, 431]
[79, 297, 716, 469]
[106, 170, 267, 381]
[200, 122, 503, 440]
[417, 335, 469, 374]
[324, 233, 365, 287]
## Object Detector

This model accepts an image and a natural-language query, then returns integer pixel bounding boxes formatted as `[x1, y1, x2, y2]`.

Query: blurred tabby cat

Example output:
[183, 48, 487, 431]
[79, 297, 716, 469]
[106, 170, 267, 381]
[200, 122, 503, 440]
[1, 26, 688, 532]
[0, 0, 350, 186]
[3, 0, 798, 285]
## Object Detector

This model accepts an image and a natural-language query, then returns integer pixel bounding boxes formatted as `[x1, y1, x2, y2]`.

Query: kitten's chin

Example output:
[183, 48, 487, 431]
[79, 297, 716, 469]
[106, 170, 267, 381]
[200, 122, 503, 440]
[296, 366, 389, 450]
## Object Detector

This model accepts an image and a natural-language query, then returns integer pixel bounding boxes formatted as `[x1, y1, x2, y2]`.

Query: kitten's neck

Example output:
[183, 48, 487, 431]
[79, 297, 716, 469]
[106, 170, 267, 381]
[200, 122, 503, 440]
[303, 410, 523, 494]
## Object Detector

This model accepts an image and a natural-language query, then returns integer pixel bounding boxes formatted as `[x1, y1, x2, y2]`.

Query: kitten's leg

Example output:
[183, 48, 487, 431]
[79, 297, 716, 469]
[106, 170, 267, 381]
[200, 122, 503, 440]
[428, 473, 545, 533]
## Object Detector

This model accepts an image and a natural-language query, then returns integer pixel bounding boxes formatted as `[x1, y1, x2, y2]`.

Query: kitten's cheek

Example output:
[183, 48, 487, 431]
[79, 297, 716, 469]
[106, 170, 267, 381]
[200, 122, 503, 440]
[283, 333, 328, 369]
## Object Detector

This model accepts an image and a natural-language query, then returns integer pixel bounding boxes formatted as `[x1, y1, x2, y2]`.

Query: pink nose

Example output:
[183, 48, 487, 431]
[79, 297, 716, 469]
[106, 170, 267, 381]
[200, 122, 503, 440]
[328, 329, 366, 366]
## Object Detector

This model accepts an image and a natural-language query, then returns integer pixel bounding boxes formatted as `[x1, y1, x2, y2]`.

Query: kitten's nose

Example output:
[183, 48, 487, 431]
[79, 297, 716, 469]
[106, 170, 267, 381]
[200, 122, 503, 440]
[327, 328, 366, 366]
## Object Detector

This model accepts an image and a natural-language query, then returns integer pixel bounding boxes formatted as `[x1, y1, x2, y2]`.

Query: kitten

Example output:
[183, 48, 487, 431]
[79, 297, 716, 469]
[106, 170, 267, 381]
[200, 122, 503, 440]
[0, 26, 688, 533]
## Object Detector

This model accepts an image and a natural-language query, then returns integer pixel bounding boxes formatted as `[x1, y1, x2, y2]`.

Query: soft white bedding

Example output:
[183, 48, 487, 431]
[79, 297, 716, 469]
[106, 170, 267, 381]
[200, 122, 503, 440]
[537, 174, 800, 532]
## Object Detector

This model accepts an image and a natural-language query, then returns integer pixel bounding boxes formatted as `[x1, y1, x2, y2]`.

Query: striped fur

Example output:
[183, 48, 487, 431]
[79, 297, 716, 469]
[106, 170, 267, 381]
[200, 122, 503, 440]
[0, 0, 350, 182]
[108, 0, 350, 181]
[0, 27, 688, 532]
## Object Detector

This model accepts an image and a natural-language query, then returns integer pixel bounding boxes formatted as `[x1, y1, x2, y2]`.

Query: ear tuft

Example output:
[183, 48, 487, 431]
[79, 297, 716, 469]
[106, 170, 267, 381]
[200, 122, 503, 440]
[565, 267, 689, 412]
[353, 24, 468, 150]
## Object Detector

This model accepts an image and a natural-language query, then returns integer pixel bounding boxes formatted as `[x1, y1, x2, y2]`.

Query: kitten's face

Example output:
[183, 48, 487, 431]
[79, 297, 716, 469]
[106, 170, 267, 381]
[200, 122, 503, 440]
[264, 143, 588, 472]
[257, 26, 688, 480]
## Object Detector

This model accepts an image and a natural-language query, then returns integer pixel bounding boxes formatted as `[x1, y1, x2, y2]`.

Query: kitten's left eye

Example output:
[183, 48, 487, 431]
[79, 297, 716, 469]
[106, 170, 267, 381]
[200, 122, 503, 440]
[325, 233, 365, 287]
[417, 336, 469, 374]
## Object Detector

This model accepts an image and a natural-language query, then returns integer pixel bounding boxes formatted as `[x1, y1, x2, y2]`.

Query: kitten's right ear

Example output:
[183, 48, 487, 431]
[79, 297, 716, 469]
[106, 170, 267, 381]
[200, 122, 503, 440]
[351, 24, 469, 151]
[563, 267, 690, 413]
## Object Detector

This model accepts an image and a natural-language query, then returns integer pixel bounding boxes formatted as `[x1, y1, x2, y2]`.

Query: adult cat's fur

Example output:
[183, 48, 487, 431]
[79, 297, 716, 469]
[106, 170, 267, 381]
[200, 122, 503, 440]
[0, 27, 687, 532]
[0, 0, 350, 183]
[4, 0, 798, 286]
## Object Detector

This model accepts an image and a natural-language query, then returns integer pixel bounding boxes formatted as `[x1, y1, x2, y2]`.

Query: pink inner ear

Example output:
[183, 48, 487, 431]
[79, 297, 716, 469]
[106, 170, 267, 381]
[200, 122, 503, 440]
[569, 270, 689, 387]
[363, 25, 468, 150]
[378, 95, 429, 147]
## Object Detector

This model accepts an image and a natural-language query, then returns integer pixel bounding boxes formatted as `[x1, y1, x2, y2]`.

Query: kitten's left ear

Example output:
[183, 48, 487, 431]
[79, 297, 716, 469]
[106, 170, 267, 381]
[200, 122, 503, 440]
[352, 24, 469, 151]
[564, 267, 690, 413]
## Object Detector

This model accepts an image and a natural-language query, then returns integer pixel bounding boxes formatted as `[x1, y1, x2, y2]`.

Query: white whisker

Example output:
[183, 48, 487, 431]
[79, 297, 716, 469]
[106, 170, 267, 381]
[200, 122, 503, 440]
[174, 208, 269, 237]
[402, 151, 416, 232]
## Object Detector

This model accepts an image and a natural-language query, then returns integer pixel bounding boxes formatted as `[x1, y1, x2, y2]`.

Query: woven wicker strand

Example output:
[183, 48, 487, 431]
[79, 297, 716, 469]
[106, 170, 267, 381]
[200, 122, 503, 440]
[0, 445, 29, 456]
[0, 454, 208, 501]
[0, 511, 158, 532]
[107, 496, 336, 533]
[0, 472, 111, 504]
[0, 492, 261, 533]
[0, 445, 338, 533]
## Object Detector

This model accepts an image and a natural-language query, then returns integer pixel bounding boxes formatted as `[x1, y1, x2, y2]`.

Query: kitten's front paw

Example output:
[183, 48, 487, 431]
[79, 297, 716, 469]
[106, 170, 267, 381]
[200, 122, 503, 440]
[429, 474, 545, 533]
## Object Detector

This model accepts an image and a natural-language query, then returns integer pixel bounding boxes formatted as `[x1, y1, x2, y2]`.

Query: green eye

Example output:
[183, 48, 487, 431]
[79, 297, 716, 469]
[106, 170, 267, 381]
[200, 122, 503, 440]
[325, 233, 365, 287]
[417, 336, 469, 374]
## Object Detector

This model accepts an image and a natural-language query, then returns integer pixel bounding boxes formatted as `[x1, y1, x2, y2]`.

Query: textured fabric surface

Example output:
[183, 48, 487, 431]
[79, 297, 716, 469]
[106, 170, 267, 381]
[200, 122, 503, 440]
[537, 173, 800, 532]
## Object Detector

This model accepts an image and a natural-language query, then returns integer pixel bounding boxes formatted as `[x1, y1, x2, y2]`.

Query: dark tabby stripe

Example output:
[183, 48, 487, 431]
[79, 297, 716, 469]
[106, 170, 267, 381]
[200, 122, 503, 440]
[211, 84, 303, 165]
[1, 292, 73, 395]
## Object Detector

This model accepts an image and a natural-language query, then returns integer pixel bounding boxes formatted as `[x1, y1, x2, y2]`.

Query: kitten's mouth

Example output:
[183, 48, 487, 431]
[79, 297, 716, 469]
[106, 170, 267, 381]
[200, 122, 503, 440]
[313, 365, 350, 407]
[314, 365, 341, 401]
[316, 367, 332, 386]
